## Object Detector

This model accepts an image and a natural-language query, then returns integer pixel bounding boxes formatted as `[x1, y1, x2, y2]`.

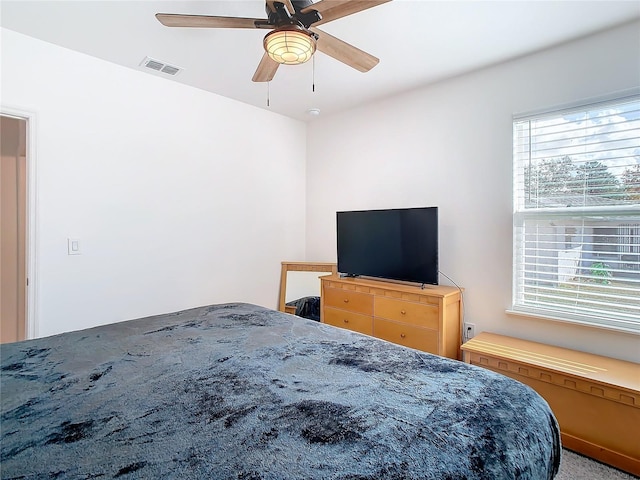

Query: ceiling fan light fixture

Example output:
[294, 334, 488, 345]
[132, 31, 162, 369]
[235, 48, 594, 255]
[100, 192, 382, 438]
[264, 26, 316, 65]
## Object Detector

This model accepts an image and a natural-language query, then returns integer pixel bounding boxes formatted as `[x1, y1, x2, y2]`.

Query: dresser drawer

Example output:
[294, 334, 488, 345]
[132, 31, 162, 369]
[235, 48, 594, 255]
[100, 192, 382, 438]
[323, 288, 373, 315]
[374, 318, 438, 354]
[375, 296, 438, 329]
[324, 307, 373, 336]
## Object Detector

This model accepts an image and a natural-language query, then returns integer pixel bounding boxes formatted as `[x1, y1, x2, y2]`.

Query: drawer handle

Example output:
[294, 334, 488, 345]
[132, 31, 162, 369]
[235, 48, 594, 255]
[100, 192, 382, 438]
[343, 299, 350, 303]
[400, 310, 407, 315]
[343, 319, 349, 323]
[400, 333, 406, 338]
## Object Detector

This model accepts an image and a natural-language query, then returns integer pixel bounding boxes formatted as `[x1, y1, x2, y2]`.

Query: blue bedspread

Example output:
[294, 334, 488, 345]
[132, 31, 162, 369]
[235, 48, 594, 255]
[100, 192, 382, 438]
[1, 303, 560, 479]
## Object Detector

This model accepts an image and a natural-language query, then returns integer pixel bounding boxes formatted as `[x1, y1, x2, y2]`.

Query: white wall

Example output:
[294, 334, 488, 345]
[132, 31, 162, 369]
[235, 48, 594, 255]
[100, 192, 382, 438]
[1, 29, 307, 337]
[306, 21, 640, 363]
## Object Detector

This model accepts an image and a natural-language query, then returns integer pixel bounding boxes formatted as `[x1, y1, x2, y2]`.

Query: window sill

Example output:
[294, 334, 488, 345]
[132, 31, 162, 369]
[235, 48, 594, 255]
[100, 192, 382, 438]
[506, 308, 640, 336]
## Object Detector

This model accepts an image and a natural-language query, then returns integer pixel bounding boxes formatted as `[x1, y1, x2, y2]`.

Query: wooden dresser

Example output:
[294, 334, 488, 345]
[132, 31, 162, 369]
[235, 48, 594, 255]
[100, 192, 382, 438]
[320, 275, 462, 360]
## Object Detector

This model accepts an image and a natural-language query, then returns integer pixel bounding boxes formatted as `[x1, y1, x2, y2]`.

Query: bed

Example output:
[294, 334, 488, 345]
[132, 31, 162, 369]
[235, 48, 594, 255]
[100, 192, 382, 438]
[1, 303, 561, 479]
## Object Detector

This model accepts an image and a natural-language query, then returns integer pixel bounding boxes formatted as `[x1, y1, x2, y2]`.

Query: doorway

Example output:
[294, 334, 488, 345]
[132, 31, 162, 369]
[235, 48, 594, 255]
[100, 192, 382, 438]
[1, 115, 27, 343]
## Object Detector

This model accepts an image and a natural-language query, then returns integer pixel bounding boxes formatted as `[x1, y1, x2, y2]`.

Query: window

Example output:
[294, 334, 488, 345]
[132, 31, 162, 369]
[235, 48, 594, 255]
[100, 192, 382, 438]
[512, 96, 640, 334]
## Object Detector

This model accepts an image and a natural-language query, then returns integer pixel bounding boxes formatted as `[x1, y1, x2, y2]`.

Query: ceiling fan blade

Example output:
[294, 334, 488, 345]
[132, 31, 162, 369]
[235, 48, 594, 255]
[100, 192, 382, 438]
[310, 27, 379, 72]
[266, 0, 296, 15]
[252, 53, 280, 82]
[301, 0, 391, 26]
[284, 0, 297, 14]
[156, 13, 272, 29]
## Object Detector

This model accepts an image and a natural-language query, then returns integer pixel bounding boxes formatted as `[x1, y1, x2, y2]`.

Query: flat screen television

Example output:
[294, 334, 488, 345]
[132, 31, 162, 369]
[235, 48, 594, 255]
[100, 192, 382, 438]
[336, 206, 438, 286]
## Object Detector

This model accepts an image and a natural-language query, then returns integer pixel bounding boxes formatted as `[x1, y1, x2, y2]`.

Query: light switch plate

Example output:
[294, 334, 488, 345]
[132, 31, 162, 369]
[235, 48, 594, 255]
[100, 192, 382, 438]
[67, 238, 81, 255]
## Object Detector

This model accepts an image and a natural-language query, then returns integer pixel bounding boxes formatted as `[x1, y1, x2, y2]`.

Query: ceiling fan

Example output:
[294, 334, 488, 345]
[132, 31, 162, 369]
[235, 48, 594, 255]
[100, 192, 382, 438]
[156, 0, 391, 82]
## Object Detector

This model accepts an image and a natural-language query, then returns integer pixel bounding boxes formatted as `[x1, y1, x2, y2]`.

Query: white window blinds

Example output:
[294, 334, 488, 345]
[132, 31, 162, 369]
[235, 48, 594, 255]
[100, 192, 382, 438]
[512, 96, 640, 333]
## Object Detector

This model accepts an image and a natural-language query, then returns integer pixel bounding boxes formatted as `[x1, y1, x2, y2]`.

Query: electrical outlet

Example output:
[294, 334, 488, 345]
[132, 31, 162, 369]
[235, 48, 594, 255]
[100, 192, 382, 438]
[464, 323, 475, 341]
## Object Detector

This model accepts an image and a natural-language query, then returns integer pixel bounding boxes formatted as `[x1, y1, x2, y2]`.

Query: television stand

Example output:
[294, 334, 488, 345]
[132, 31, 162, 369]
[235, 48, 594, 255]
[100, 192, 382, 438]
[320, 275, 463, 359]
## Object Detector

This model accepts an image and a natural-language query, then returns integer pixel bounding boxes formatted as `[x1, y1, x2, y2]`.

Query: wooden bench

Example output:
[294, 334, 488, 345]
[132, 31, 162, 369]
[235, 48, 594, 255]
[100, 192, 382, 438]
[461, 332, 640, 476]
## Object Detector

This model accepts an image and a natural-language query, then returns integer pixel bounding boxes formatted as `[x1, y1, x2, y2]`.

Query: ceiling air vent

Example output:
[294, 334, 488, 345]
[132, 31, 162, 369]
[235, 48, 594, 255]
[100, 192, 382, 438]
[139, 56, 183, 76]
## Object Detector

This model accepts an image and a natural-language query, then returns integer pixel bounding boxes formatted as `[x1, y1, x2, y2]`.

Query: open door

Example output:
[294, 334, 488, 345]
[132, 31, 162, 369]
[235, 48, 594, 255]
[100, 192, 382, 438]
[1, 115, 27, 343]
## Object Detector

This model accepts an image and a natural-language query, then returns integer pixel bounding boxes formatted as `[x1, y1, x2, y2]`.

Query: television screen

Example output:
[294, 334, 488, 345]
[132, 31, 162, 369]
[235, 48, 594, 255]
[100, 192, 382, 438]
[336, 207, 438, 285]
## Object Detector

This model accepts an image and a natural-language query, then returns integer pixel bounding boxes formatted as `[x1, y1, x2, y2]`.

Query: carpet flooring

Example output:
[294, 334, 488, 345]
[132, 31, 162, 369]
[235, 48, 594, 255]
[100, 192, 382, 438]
[557, 449, 639, 479]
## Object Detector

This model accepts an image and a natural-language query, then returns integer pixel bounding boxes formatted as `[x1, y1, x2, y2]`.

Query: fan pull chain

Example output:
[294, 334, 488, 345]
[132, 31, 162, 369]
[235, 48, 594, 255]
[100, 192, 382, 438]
[267, 81, 270, 107]
[312, 55, 315, 93]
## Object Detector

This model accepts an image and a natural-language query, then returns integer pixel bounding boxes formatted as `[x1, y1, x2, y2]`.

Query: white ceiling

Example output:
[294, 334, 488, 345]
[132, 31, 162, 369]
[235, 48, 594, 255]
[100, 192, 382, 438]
[2, 1, 639, 122]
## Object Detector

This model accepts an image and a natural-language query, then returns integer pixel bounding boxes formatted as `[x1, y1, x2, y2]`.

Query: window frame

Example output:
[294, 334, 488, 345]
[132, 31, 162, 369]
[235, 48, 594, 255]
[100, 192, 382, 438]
[510, 93, 640, 335]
